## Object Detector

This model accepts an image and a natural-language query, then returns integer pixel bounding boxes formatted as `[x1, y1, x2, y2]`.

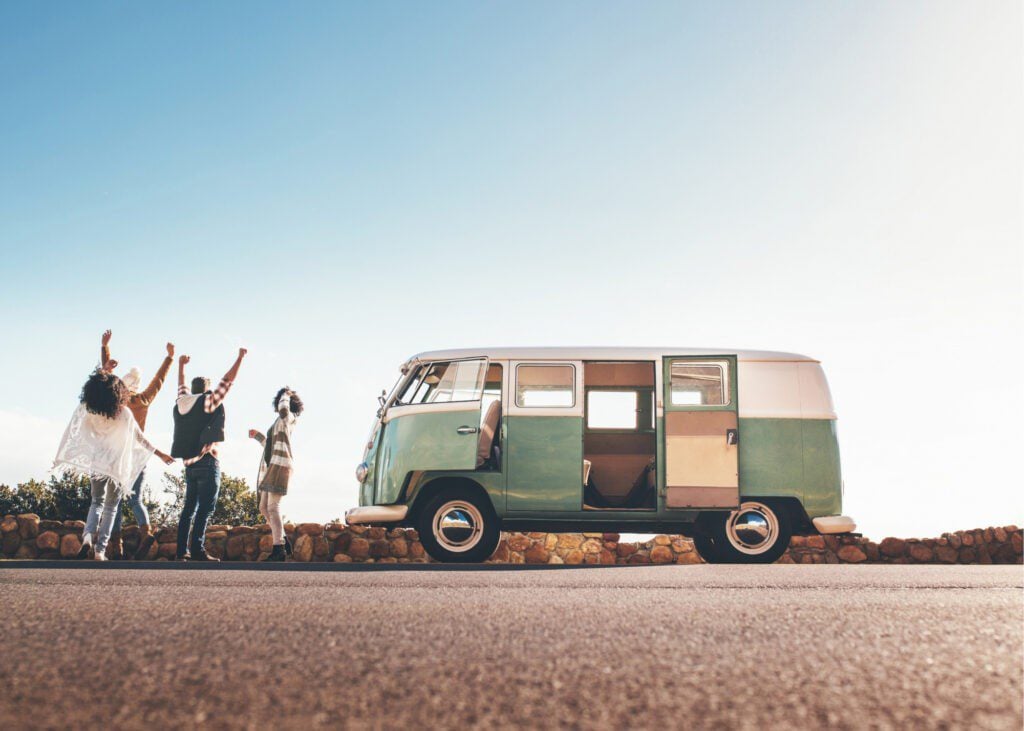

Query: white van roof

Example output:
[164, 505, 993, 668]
[408, 347, 818, 364]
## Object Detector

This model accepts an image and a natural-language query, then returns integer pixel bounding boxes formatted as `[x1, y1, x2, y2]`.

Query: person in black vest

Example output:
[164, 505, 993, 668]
[172, 348, 247, 561]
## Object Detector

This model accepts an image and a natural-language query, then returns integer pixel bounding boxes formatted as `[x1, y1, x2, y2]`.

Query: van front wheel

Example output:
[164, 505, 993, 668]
[417, 489, 500, 563]
[711, 501, 792, 564]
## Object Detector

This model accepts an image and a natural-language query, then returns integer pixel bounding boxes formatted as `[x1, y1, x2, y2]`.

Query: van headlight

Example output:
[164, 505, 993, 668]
[355, 462, 369, 483]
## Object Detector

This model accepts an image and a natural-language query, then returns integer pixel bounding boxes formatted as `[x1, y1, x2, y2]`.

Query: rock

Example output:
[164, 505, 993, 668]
[367, 527, 387, 540]
[670, 538, 692, 553]
[627, 552, 651, 565]
[650, 545, 674, 564]
[599, 549, 616, 565]
[258, 534, 274, 552]
[958, 547, 976, 563]
[527, 532, 547, 539]
[864, 543, 880, 562]
[602, 533, 620, 542]
[935, 546, 958, 564]
[582, 532, 603, 538]
[390, 538, 409, 558]
[879, 537, 906, 557]
[225, 535, 247, 560]
[653, 535, 671, 546]
[616, 543, 637, 558]
[17, 514, 40, 539]
[993, 527, 1007, 543]
[228, 526, 254, 535]
[1, 516, 19, 534]
[789, 535, 806, 548]
[908, 543, 933, 562]
[507, 534, 531, 552]
[156, 528, 178, 543]
[564, 550, 584, 565]
[205, 531, 228, 541]
[348, 537, 370, 559]
[556, 534, 584, 550]
[369, 540, 390, 558]
[15, 543, 38, 559]
[584, 553, 600, 564]
[960, 531, 974, 546]
[805, 535, 826, 549]
[39, 519, 63, 532]
[1012, 532, 1022, 554]
[775, 553, 795, 564]
[388, 527, 405, 539]
[837, 545, 867, 563]
[544, 534, 558, 550]
[524, 543, 549, 564]
[676, 550, 702, 564]
[2, 531, 21, 556]
[333, 553, 352, 563]
[548, 554, 564, 564]
[297, 523, 323, 536]
[581, 538, 602, 554]
[36, 531, 60, 552]
[408, 541, 426, 560]
[63, 520, 86, 530]
[60, 533, 82, 558]
[293, 534, 314, 562]
[157, 542, 178, 558]
[993, 544, 1017, 564]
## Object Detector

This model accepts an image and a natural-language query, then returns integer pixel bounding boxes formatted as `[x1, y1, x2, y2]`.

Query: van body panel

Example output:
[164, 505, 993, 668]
[736, 418, 804, 498]
[409, 470, 507, 516]
[506, 416, 583, 511]
[800, 419, 842, 517]
[374, 406, 482, 504]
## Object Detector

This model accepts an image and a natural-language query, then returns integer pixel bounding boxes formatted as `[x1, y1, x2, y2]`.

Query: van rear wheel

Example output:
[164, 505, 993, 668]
[710, 501, 792, 564]
[417, 489, 500, 563]
[692, 529, 722, 564]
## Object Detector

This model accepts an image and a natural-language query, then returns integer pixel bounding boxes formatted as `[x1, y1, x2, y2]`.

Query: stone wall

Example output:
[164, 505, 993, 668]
[1, 513, 1021, 565]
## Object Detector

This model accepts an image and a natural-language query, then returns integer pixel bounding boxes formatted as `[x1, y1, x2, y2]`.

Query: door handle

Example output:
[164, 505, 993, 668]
[456, 426, 479, 435]
[726, 428, 738, 446]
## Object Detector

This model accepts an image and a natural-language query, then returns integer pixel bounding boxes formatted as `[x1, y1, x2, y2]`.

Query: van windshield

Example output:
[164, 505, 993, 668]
[395, 360, 487, 405]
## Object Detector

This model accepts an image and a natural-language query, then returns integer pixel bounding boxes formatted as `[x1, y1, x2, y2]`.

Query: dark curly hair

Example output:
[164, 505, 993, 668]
[80, 369, 129, 420]
[274, 387, 304, 416]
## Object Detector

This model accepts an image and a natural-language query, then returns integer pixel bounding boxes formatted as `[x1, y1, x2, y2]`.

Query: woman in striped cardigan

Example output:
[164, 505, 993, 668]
[249, 387, 303, 562]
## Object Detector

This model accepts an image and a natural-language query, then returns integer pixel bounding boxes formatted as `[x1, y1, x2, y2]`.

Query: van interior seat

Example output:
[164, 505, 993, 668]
[477, 399, 501, 468]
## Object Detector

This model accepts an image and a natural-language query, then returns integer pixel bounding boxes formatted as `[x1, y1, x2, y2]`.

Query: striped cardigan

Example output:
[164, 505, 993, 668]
[253, 407, 297, 495]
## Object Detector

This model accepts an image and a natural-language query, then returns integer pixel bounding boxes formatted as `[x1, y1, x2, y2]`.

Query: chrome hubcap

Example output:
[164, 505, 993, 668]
[725, 502, 778, 555]
[433, 501, 483, 552]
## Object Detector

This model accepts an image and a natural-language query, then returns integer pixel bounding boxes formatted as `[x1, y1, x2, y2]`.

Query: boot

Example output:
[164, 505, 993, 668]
[107, 531, 124, 561]
[76, 538, 93, 560]
[133, 525, 156, 561]
[261, 545, 286, 562]
[283, 535, 293, 557]
[189, 548, 220, 562]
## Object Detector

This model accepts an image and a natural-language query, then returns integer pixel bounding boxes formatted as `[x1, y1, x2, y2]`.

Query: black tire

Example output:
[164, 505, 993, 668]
[692, 529, 722, 564]
[710, 501, 792, 564]
[416, 488, 500, 563]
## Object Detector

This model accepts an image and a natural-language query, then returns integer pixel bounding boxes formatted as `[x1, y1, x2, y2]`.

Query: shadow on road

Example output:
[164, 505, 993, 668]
[0, 559, 633, 572]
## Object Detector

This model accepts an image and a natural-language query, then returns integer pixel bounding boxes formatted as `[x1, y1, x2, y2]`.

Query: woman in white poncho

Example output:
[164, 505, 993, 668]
[53, 368, 175, 560]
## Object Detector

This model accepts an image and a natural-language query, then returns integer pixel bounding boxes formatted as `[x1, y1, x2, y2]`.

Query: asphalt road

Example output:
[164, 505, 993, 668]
[1, 565, 1021, 730]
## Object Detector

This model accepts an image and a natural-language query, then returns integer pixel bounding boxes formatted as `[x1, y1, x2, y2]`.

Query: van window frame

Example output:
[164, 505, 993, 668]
[514, 363, 577, 409]
[396, 358, 489, 406]
[664, 358, 737, 412]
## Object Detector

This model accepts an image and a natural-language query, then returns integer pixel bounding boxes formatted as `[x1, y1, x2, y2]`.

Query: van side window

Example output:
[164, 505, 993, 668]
[669, 361, 729, 406]
[402, 360, 487, 405]
[516, 364, 575, 407]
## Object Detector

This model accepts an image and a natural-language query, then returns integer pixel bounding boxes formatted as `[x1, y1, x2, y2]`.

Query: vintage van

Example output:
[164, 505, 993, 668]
[345, 348, 855, 564]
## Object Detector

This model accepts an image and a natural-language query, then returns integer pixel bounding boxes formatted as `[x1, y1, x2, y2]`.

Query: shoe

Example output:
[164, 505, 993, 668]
[93, 551, 108, 562]
[283, 535, 293, 557]
[174, 553, 190, 561]
[133, 529, 156, 561]
[189, 549, 220, 562]
[76, 542, 93, 560]
[261, 545, 286, 562]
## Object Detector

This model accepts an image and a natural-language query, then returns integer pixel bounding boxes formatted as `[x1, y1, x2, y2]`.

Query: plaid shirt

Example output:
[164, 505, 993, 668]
[177, 379, 234, 466]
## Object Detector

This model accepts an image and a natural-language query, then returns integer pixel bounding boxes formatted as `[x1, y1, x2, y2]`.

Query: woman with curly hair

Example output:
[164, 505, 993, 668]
[53, 367, 174, 560]
[248, 387, 304, 562]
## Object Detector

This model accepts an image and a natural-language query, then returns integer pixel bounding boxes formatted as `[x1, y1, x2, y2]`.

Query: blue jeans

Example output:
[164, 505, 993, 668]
[176, 455, 221, 556]
[83, 477, 121, 554]
[113, 470, 149, 532]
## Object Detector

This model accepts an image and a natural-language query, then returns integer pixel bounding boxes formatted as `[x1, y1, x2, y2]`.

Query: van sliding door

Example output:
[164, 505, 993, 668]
[662, 356, 740, 509]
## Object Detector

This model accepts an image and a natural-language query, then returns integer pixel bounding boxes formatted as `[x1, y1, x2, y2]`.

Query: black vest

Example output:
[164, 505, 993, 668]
[171, 392, 226, 459]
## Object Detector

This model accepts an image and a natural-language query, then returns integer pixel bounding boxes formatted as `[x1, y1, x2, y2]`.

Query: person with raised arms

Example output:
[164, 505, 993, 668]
[172, 348, 247, 561]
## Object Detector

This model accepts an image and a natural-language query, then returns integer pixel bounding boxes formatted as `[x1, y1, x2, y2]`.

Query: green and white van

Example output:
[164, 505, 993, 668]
[345, 348, 855, 564]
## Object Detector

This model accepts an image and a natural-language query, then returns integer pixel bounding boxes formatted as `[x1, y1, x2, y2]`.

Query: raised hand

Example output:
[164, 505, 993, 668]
[102, 359, 119, 372]
[238, 347, 248, 359]
[101, 330, 112, 346]
[167, 342, 175, 357]
[179, 354, 191, 366]
[248, 429, 260, 440]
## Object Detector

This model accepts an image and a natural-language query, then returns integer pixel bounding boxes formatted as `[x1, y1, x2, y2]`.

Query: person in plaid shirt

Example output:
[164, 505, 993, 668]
[171, 348, 247, 561]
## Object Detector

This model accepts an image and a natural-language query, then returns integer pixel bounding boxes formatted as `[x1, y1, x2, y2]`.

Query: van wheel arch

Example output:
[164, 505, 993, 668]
[409, 476, 498, 525]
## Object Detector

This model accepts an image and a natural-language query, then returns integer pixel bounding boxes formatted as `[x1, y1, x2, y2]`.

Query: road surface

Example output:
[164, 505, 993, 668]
[1, 564, 1021, 729]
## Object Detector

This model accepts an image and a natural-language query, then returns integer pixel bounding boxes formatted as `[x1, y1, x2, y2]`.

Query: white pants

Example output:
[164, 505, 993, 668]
[259, 491, 284, 545]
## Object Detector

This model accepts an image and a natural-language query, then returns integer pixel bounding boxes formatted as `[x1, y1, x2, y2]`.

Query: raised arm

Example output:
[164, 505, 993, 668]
[139, 342, 175, 405]
[178, 354, 190, 394]
[206, 348, 247, 412]
[100, 330, 116, 371]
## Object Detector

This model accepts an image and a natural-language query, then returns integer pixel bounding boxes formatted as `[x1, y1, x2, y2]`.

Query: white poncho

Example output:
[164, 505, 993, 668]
[53, 405, 155, 496]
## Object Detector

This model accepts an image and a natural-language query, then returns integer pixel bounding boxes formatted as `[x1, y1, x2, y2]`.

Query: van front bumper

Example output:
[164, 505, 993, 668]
[345, 505, 409, 525]
[812, 515, 857, 534]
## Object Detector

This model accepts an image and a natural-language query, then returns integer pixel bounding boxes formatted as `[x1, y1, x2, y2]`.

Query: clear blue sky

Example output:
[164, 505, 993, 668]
[1, 1, 1021, 537]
